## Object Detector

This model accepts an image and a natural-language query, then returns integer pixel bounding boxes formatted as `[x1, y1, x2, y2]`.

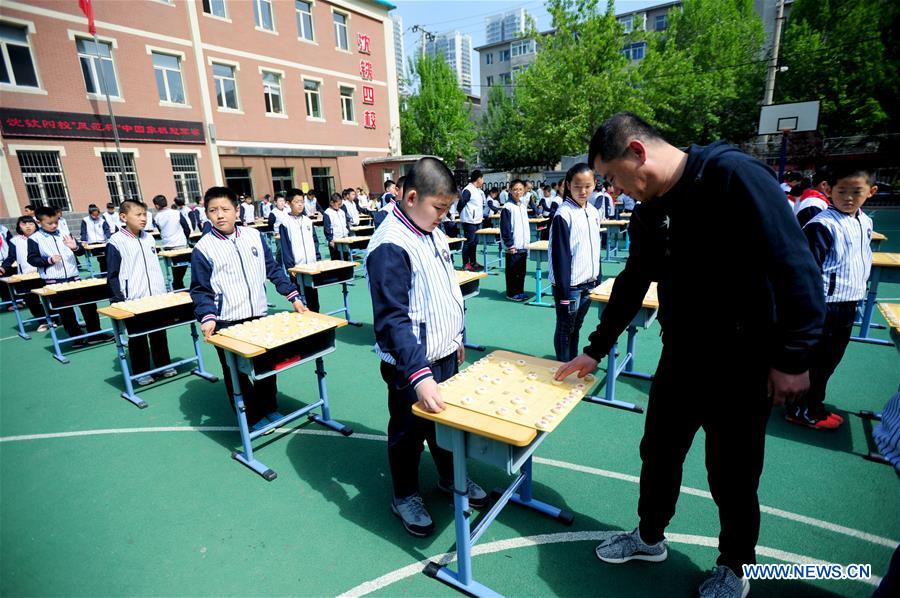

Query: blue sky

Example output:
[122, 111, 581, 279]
[391, 0, 663, 97]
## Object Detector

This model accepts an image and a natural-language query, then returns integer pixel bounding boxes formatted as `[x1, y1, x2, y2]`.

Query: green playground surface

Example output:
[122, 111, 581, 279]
[1, 210, 898, 597]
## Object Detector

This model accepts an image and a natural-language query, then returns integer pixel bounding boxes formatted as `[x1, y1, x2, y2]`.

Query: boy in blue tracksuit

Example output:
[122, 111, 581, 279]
[500, 178, 531, 301]
[190, 186, 307, 431]
[279, 188, 322, 312]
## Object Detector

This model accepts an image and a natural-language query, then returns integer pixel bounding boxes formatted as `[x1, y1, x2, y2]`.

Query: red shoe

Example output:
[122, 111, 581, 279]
[826, 412, 844, 425]
[785, 407, 842, 430]
[463, 263, 474, 271]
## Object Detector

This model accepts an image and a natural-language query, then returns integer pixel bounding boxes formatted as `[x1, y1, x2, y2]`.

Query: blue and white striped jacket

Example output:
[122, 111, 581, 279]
[548, 198, 603, 298]
[105, 227, 166, 302]
[803, 206, 873, 303]
[27, 228, 83, 281]
[279, 214, 321, 267]
[366, 208, 465, 388]
[500, 198, 530, 250]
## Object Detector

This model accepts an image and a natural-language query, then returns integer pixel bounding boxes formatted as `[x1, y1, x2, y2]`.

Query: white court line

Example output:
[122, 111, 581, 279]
[336, 531, 882, 597]
[1, 426, 896, 550]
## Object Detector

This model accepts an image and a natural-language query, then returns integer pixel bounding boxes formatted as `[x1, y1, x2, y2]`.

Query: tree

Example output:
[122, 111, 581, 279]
[479, 85, 526, 170]
[776, 0, 898, 137]
[635, 0, 767, 146]
[400, 54, 477, 164]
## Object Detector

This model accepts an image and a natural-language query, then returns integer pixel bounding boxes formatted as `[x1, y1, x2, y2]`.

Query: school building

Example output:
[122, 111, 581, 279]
[0, 0, 400, 218]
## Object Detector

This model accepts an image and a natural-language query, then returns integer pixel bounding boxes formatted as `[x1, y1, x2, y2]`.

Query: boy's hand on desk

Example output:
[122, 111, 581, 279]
[415, 379, 446, 413]
[767, 368, 809, 407]
[201, 320, 216, 341]
[457, 345, 465, 365]
[292, 299, 307, 313]
[555, 353, 598, 381]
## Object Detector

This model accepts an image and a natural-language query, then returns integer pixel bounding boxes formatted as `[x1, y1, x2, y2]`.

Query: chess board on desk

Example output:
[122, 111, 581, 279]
[209, 311, 348, 376]
[158, 247, 193, 259]
[437, 350, 593, 432]
[33, 277, 109, 308]
[288, 260, 357, 287]
[1, 271, 44, 292]
[101, 292, 195, 335]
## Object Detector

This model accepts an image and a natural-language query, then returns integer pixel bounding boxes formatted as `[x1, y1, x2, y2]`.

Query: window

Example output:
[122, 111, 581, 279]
[212, 62, 239, 109]
[655, 14, 667, 31]
[333, 11, 349, 50]
[152, 52, 185, 104]
[101, 152, 141, 205]
[500, 48, 510, 62]
[511, 40, 534, 57]
[271, 167, 293, 195]
[485, 75, 493, 87]
[171, 153, 202, 201]
[76, 37, 119, 97]
[339, 85, 355, 122]
[17, 151, 71, 211]
[499, 72, 511, 85]
[0, 22, 39, 88]
[262, 70, 283, 114]
[621, 42, 646, 61]
[304, 79, 322, 118]
[202, 0, 227, 19]
[619, 15, 633, 33]
[312, 167, 334, 197]
[485, 52, 493, 65]
[253, 0, 275, 31]
[224, 167, 253, 197]
[295, 1, 314, 41]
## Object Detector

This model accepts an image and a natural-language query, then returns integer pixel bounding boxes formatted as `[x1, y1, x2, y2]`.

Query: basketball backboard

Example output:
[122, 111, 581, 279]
[758, 101, 820, 135]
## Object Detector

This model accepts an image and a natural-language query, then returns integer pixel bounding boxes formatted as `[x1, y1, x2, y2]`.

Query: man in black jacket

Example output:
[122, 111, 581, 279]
[556, 113, 825, 598]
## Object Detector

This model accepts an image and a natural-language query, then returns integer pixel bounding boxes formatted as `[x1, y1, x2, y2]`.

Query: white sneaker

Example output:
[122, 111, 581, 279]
[595, 528, 668, 564]
[161, 368, 178, 378]
[698, 566, 750, 598]
[136, 375, 155, 386]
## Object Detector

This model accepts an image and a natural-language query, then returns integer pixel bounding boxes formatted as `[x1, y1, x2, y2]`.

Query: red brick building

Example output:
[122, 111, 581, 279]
[0, 0, 400, 217]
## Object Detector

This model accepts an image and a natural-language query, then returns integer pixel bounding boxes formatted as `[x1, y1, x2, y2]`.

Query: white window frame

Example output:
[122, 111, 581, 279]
[260, 67, 287, 118]
[332, 9, 350, 52]
[168, 151, 204, 202]
[619, 15, 634, 34]
[209, 57, 242, 113]
[338, 82, 356, 124]
[295, 0, 316, 44]
[655, 14, 667, 31]
[500, 48, 510, 62]
[485, 52, 493, 65]
[202, 0, 230, 22]
[302, 76, 325, 121]
[0, 17, 45, 94]
[98, 149, 141, 205]
[147, 46, 188, 107]
[71, 32, 123, 101]
[253, 0, 277, 34]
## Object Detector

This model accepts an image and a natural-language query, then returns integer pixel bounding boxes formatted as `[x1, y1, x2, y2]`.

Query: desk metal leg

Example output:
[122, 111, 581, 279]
[112, 320, 147, 409]
[306, 357, 354, 435]
[41, 296, 69, 364]
[10, 294, 30, 340]
[852, 270, 891, 346]
[582, 333, 646, 414]
[190, 322, 218, 382]
[341, 281, 362, 326]
[506, 458, 574, 523]
[528, 254, 553, 307]
[228, 352, 278, 481]
[462, 300, 484, 351]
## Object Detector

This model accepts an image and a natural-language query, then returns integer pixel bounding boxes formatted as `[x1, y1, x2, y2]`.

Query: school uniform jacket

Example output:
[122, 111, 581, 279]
[27, 228, 84, 281]
[155, 209, 190, 248]
[803, 206, 873, 303]
[366, 207, 465, 388]
[102, 211, 121, 233]
[1, 235, 37, 274]
[373, 201, 396, 229]
[457, 183, 484, 225]
[548, 198, 603, 299]
[341, 200, 361, 226]
[267, 206, 288, 229]
[105, 227, 166, 302]
[190, 226, 299, 325]
[794, 189, 830, 228]
[279, 214, 321, 267]
[80, 216, 111, 244]
[323, 207, 350, 242]
[239, 203, 256, 224]
[500, 199, 530, 251]
[304, 198, 318, 217]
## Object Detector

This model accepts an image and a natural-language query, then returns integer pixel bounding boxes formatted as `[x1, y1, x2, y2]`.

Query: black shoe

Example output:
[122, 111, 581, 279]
[438, 478, 489, 509]
[87, 333, 114, 344]
[71, 338, 89, 349]
[471, 263, 485, 272]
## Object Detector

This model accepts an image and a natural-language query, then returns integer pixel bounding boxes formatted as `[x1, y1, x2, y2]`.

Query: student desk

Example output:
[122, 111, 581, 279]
[207, 311, 353, 480]
[32, 278, 113, 363]
[526, 240, 553, 307]
[358, 214, 373, 224]
[332, 235, 371, 262]
[157, 247, 193, 292]
[0, 271, 53, 340]
[871, 232, 887, 251]
[858, 302, 900, 464]
[98, 292, 217, 408]
[188, 231, 202, 245]
[413, 350, 586, 597]
[529, 217, 549, 240]
[350, 224, 375, 236]
[447, 237, 465, 268]
[475, 228, 503, 274]
[854, 252, 900, 346]
[82, 242, 108, 277]
[601, 220, 630, 261]
[456, 270, 488, 351]
[288, 260, 362, 326]
[877, 304, 900, 358]
[584, 278, 655, 413]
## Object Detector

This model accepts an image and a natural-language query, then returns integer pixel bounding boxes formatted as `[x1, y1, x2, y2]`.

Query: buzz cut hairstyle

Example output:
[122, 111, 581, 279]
[404, 157, 456, 201]
[174, 197, 186, 207]
[36, 206, 57, 220]
[203, 186, 238, 208]
[510, 178, 525, 188]
[588, 112, 665, 166]
[119, 199, 147, 214]
[106, 202, 115, 209]
[384, 179, 395, 191]
[285, 188, 304, 202]
[469, 169, 483, 182]
[830, 165, 874, 186]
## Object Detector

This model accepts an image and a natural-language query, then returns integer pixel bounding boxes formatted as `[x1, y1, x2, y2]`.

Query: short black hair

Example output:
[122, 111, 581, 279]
[152, 195, 168, 209]
[203, 186, 238, 208]
[341, 188, 351, 198]
[384, 179, 395, 191]
[274, 193, 284, 200]
[510, 178, 525, 188]
[830, 165, 874, 186]
[285, 188, 304, 202]
[469, 169, 483, 183]
[488, 187, 499, 195]
[404, 157, 456, 201]
[396, 175, 406, 192]
[106, 202, 115, 209]
[15, 215, 36, 234]
[588, 112, 664, 166]
[23, 204, 35, 212]
[120, 199, 147, 214]
[88, 205, 100, 213]
[174, 197, 186, 207]
[550, 182, 557, 188]
[36, 206, 57, 220]
[783, 171, 804, 183]
[329, 193, 342, 204]
[811, 167, 831, 187]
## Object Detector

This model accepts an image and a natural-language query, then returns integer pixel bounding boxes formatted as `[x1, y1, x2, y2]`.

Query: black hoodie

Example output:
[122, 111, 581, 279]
[584, 141, 825, 375]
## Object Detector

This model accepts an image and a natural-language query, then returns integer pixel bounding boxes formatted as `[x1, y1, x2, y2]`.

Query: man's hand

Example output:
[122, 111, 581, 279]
[62, 235, 77, 251]
[507, 247, 517, 254]
[201, 320, 217, 341]
[555, 353, 599, 381]
[457, 344, 465, 365]
[292, 299, 308, 313]
[415, 378, 445, 413]
[768, 368, 809, 406]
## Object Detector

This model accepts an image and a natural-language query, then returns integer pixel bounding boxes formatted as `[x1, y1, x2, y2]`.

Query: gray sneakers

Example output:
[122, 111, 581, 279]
[391, 493, 434, 537]
[699, 566, 750, 598]
[594, 528, 668, 563]
[437, 477, 489, 509]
